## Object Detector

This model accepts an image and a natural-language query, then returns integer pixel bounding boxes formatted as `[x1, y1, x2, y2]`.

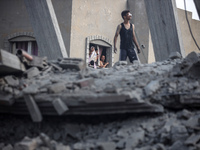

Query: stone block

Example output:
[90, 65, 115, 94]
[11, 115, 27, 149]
[170, 125, 188, 143]
[49, 63, 63, 72]
[0, 49, 25, 76]
[23, 84, 39, 94]
[4, 75, 19, 87]
[169, 51, 182, 59]
[25, 67, 40, 78]
[28, 56, 45, 69]
[96, 142, 116, 150]
[48, 83, 66, 93]
[14, 137, 38, 150]
[144, 80, 160, 96]
[185, 133, 200, 146]
[76, 78, 94, 88]
[59, 58, 86, 71]
[52, 98, 69, 115]
[24, 94, 42, 122]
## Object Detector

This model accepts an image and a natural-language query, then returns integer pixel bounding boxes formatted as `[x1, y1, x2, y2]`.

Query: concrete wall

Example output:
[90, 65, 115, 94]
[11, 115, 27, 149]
[0, 0, 72, 56]
[70, 0, 127, 62]
[0, 0, 32, 50]
[177, 8, 200, 55]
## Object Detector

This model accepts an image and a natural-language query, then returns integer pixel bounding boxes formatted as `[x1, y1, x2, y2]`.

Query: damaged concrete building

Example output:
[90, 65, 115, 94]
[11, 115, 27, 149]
[1, 0, 200, 150]
[0, 0, 200, 65]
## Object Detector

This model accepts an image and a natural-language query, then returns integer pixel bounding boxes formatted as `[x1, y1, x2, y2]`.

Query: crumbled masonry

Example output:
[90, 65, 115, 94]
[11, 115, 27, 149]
[0, 51, 200, 150]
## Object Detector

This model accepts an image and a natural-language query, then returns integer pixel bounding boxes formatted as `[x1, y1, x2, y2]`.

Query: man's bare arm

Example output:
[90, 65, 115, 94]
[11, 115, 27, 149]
[114, 24, 121, 53]
[132, 24, 141, 53]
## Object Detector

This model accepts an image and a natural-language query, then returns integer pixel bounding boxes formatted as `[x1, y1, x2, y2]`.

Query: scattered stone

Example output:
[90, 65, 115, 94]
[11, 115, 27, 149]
[48, 83, 66, 93]
[52, 98, 69, 115]
[24, 67, 40, 78]
[169, 51, 182, 59]
[185, 133, 200, 146]
[75, 78, 94, 88]
[144, 80, 160, 96]
[2, 144, 13, 150]
[14, 136, 37, 150]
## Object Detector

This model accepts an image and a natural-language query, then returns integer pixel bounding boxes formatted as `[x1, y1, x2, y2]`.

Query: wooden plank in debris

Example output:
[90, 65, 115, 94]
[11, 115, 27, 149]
[24, 94, 42, 122]
[52, 98, 69, 115]
[0, 49, 25, 75]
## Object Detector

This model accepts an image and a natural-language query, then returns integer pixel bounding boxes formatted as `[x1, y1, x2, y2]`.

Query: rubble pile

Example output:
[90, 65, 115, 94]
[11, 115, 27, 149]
[0, 50, 200, 150]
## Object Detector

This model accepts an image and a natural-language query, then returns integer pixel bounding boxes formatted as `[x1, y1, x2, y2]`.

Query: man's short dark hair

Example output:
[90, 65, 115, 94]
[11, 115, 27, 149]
[121, 10, 130, 19]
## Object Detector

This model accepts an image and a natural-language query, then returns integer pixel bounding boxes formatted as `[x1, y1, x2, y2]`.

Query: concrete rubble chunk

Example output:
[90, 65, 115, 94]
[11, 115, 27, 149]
[24, 94, 42, 122]
[14, 136, 38, 150]
[0, 49, 25, 75]
[169, 51, 182, 59]
[144, 80, 160, 96]
[49, 62, 63, 72]
[169, 140, 188, 150]
[52, 98, 69, 115]
[23, 84, 39, 94]
[2, 144, 13, 150]
[4, 76, 19, 87]
[24, 67, 40, 78]
[170, 125, 189, 143]
[48, 82, 66, 93]
[29, 56, 46, 69]
[59, 58, 86, 71]
[96, 142, 116, 150]
[185, 133, 200, 146]
[75, 78, 94, 88]
[171, 51, 200, 76]
[177, 109, 193, 119]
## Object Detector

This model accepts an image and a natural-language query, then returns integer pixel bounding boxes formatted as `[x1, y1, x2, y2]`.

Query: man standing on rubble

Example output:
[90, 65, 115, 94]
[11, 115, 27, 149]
[114, 10, 141, 63]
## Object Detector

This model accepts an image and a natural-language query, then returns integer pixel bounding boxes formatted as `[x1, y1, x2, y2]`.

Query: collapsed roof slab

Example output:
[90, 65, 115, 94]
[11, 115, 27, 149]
[24, 0, 68, 60]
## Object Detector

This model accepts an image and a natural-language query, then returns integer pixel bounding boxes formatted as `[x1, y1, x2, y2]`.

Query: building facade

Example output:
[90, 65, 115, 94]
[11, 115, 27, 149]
[0, 0, 199, 66]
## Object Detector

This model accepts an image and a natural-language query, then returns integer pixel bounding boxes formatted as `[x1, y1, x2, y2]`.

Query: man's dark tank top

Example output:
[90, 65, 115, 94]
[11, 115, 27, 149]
[120, 23, 135, 49]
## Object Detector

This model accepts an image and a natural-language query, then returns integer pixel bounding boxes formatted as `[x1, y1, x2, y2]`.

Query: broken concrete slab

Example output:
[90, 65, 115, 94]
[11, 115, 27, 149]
[48, 82, 66, 93]
[185, 133, 200, 146]
[75, 78, 94, 88]
[4, 75, 19, 87]
[23, 94, 42, 122]
[144, 80, 160, 96]
[59, 58, 86, 71]
[24, 67, 40, 78]
[52, 98, 69, 115]
[169, 51, 182, 60]
[14, 136, 38, 150]
[0, 49, 25, 75]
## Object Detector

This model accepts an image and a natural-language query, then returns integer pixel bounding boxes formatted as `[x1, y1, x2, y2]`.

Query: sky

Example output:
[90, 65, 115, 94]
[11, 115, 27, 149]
[176, 0, 199, 20]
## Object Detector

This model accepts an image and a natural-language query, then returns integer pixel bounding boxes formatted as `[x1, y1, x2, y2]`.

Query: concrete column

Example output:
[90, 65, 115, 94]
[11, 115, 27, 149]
[128, 0, 149, 64]
[194, 0, 200, 19]
[144, 0, 185, 61]
[24, 0, 68, 60]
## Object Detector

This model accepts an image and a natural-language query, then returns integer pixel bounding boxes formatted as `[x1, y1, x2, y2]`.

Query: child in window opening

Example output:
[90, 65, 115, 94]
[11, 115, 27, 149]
[100, 55, 109, 68]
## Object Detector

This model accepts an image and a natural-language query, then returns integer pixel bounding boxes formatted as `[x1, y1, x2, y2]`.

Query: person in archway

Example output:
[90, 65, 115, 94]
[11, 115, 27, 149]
[89, 46, 97, 68]
[113, 10, 141, 63]
[100, 55, 109, 68]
